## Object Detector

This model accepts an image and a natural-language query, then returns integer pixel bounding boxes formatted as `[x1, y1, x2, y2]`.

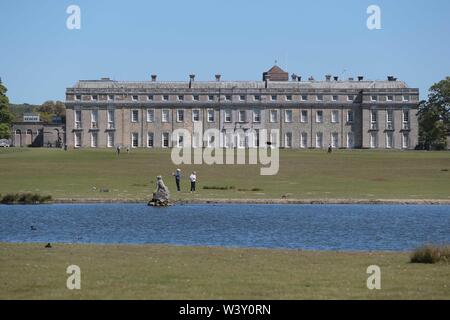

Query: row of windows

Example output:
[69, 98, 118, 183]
[74, 94, 412, 102]
[14, 129, 40, 135]
[77, 131, 410, 149]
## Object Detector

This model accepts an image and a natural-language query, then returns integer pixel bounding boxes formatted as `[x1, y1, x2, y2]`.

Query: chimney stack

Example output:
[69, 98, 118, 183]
[358, 76, 364, 81]
[189, 74, 195, 82]
[291, 73, 298, 81]
[151, 74, 157, 81]
[387, 76, 397, 81]
[297, 76, 302, 82]
[215, 74, 221, 82]
[325, 75, 332, 82]
[333, 76, 339, 81]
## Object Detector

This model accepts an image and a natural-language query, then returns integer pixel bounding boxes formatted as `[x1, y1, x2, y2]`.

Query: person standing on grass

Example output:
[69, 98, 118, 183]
[172, 168, 181, 192]
[116, 145, 121, 156]
[328, 144, 332, 153]
[189, 171, 197, 192]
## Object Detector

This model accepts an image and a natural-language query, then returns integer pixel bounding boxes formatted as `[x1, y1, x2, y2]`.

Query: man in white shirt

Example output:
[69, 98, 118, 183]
[189, 171, 197, 192]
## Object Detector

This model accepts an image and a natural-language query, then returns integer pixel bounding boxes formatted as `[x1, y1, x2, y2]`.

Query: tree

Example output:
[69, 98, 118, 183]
[38, 100, 66, 123]
[0, 78, 13, 139]
[417, 77, 450, 150]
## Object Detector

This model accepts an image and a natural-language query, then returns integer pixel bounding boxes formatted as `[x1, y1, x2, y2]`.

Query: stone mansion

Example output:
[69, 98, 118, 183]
[65, 66, 419, 149]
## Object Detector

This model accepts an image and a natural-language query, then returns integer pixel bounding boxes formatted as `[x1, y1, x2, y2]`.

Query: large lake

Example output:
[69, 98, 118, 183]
[0, 204, 449, 251]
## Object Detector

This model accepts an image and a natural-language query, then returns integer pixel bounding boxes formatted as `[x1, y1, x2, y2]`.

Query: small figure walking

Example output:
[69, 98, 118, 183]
[126, 147, 130, 154]
[328, 144, 332, 153]
[189, 171, 197, 192]
[116, 145, 121, 156]
[172, 168, 181, 192]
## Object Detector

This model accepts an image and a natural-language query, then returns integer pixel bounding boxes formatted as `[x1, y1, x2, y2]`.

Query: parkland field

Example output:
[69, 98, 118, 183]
[0, 148, 449, 202]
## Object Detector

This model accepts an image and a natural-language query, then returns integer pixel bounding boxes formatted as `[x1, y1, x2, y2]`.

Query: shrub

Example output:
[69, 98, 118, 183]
[0, 193, 52, 204]
[410, 245, 450, 264]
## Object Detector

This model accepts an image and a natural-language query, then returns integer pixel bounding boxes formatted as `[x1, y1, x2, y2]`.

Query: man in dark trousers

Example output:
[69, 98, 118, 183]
[172, 169, 181, 192]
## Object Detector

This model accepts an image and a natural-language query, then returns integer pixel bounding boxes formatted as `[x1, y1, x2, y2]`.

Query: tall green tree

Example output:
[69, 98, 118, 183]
[38, 100, 66, 123]
[417, 77, 450, 150]
[0, 78, 14, 139]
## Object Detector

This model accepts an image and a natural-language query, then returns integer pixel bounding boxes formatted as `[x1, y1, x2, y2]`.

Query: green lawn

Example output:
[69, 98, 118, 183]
[0, 148, 449, 201]
[0, 243, 448, 299]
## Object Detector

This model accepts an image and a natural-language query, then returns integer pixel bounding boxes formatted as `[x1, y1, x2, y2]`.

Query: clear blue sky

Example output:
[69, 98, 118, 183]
[1, 0, 449, 104]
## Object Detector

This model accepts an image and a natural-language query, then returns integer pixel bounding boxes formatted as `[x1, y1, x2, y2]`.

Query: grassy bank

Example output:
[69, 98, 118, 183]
[0, 243, 449, 299]
[0, 148, 449, 201]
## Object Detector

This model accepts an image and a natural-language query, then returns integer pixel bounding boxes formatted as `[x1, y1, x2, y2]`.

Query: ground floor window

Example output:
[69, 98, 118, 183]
[107, 132, 114, 148]
[331, 133, 339, 148]
[285, 132, 292, 148]
[177, 134, 184, 147]
[162, 132, 169, 148]
[386, 132, 394, 149]
[315, 132, 323, 148]
[300, 132, 307, 148]
[347, 132, 354, 149]
[370, 132, 378, 148]
[147, 132, 154, 148]
[74, 132, 81, 148]
[131, 133, 139, 148]
[402, 133, 409, 149]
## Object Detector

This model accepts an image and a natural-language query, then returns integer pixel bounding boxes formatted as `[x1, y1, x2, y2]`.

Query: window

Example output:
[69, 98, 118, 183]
[132, 95, 138, 101]
[147, 132, 154, 148]
[107, 132, 114, 148]
[177, 110, 184, 122]
[131, 133, 139, 148]
[131, 110, 139, 123]
[208, 95, 214, 101]
[316, 132, 323, 148]
[224, 109, 231, 122]
[163, 95, 169, 101]
[207, 109, 214, 122]
[91, 132, 98, 148]
[286, 95, 292, 101]
[270, 110, 277, 123]
[347, 132, 354, 149]
[331, 110, 339, 123]
[403, 95, 410, 102]
[92, 95, 98, 101]
[15, 129, 21, 135]
[75, 95, 81, 101]
[402, 133, 409, 149]
[208, 134, 216, 148]
[192, 109, 200, 122]
[402, 110, 410, 129]
[75, 110, 82, 129]
[91, 110, 98, 128]
[193, 95, 199, 101]
[254, 95, 261, 101]
[285, 132, 292, 148]
[316, 110, 323, 123]
[370, 110, 378, 129]
[316, 95, 323, 101]
[107, 110, 115, 129]
[108, 95, 114, 101]
[300, 132, 308, 148]
[332, 95, 338, 102]
[177, 134, 184, 147]
[147, 109, 154, 122]
[301, 95, 308, 101]
[386, 132, 393, 149]
[162, 109, 169, 123]
[386, 110, 394, 129]
[162, 132, 170, 148]
[347, 95, 354, 101]
[178, 95, 184, 101]
[238, 110, 246, 123]
[147, 95, 153, 101]
[331, 133, 339, 148]
[300, 110, 308, 123]
[271, 95, 277, 101]
[74, 132, 81, 148]
[225, 95, 231, 101]
[270, 131, 278, 148]
[370, 132, 378, 148]
[239, 95, 245, 101]
[284, 110, 293, 123]
[387, 95, 393, 102]
[26, 129, 32, 135]
[371, 95, 378, 101]
[347, 110, 354, 123]
[253, 110, 261, 123]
